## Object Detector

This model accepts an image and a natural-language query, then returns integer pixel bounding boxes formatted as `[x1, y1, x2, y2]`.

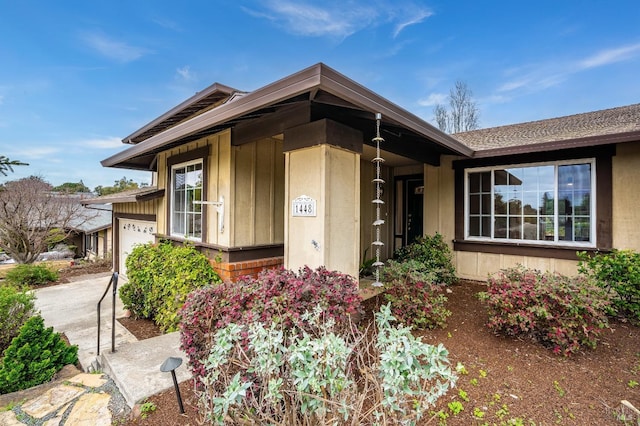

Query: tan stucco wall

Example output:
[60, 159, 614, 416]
[285, 144, 360, 278]
[612, 141, 640, 251]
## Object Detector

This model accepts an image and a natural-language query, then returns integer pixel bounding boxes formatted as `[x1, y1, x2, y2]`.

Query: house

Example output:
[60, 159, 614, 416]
[89, 63, 640, 282]
[66, 205, 112, 260]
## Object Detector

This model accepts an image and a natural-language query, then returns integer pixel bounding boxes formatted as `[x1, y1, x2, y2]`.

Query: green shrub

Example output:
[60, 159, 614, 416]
[199, 304, 456, 425]
[0, 315, 78, 394]
[0, 285, 36, 354]
[577, 250, 640, 323]
[393, 233, 456, 285]
[478, 266, 611, 356]
[382, 259, 451, 329]
[120, 241, 221, 332]
[5, 264, 58, 287]
[179, 266, 363, 381]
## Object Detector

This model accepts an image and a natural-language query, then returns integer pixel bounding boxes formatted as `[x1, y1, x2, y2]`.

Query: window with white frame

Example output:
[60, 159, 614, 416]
[465, 159, 595, 246]
[171, 160, 203, 240]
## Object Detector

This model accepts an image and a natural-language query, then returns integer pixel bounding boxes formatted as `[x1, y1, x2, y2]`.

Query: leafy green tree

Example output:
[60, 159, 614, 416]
[94, 176, 147, 196]
[52, 180, 91, 193]
[0, 156, 28, 176]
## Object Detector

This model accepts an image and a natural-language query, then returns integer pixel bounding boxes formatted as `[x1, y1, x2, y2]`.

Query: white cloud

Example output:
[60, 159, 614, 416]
[417, 92, 447, 107]
[176, 66, 195, 81]
[81, 32, 150, 62]
[579, 43, 640, 69]
[393, 9, 433, 38]
[13, 146, 60, 159]
[0, 94, 4, 105]
[81, 137, 123, 149]
[244, 0, 432, 39]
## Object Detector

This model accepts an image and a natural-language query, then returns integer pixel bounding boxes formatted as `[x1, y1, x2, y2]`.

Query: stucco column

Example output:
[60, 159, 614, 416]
[283, 119, 362, 278]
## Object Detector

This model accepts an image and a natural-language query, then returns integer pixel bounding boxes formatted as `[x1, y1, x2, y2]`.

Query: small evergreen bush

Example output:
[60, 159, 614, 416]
[120, 241, 222, 332]
[393, 233, 456, 285]
[179, 266, 363, 380]
[5, 264, 58, 287]
[0, 285, 36, 353]
[0, 315, 78, 394]
[382, 259, 451, 329]
[478, 266, 611, 356]
[577, 250, 640, 323]
[198, 304, 456, 425]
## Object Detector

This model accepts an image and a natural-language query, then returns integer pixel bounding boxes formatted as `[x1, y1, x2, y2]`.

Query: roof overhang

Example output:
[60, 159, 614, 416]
[103, 63, 473, 170]
[472, 130, 640, 158]
[123, 82, 239, 145]
[82, 187, 165, 205]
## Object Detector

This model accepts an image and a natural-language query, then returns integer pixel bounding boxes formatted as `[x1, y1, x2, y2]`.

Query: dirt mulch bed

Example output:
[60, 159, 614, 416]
[121, 280, 640, 425]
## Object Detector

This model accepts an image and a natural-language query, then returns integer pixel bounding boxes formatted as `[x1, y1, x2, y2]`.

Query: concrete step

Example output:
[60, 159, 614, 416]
[100, 331, 192, 407]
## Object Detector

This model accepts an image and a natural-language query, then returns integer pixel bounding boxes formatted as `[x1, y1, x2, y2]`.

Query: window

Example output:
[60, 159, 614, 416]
[171, 160, 203, 240]
[86, 232, 98, 254]
[465, 159, 595, 246]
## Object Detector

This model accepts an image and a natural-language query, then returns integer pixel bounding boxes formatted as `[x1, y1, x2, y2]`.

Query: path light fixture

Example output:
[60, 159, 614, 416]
[160, 356, 185, 414]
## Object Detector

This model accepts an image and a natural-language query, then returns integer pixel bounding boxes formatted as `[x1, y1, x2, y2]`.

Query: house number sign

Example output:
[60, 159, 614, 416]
[292, 195, 316, 217]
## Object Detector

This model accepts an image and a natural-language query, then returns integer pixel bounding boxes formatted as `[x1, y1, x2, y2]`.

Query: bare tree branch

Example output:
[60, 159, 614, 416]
[0, 177, 95, 263]
[433, 80, 480, 133]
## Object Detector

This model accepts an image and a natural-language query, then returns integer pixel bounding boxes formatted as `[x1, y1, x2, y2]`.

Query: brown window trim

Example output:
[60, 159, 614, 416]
[453, 146, 613, 258]
[166, 145, 209, 241]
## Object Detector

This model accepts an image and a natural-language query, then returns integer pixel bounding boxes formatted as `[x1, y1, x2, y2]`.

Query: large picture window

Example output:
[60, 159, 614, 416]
[465, 159, 595, 246]
[171, 160, 203, 240]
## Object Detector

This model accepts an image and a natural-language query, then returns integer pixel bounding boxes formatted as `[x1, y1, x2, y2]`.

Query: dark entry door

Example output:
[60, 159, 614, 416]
[394, 176, 424, 250]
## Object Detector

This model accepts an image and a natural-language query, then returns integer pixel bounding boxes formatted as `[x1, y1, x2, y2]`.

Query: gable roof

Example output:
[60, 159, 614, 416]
[455, 103, 640, 158]
[102, 63, 473, 170]
[67, 207, 112, 233]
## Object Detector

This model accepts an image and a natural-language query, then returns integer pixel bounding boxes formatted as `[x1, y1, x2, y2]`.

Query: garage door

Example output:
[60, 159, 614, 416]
[118, 218, 156, 280]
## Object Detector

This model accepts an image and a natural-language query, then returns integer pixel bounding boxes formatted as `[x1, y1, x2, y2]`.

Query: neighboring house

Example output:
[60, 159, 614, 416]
[90, 63, 640, 282]
[66, 205, 112, 260]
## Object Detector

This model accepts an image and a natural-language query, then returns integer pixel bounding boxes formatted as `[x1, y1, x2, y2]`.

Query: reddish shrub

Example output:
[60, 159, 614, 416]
[179, 266, 363, 379]
[382, 259, 451, 329]
[478, 266, 611, 356]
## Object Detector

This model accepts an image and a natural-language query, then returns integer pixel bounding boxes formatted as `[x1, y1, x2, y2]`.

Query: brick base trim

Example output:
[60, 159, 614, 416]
[212, 256, 284, 282]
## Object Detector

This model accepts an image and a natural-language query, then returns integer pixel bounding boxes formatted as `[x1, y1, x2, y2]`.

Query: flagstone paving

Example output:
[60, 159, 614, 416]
[0, 373, 128, 425]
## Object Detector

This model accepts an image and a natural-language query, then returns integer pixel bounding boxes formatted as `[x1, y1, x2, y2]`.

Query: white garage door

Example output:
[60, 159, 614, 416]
[119, 219, 156, 280]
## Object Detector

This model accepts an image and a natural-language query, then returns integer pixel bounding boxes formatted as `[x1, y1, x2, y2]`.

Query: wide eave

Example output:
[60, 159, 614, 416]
[102, 63, 473, 171]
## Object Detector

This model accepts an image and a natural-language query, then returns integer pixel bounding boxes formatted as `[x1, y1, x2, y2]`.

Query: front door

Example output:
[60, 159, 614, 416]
[394, 176, 424, 251]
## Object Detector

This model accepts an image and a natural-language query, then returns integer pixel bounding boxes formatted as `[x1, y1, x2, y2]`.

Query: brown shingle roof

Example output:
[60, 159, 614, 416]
[454, 103, 640, 157]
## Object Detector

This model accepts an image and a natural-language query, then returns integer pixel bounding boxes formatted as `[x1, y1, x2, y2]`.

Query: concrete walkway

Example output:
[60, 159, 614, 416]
[0, 272, 192, 424]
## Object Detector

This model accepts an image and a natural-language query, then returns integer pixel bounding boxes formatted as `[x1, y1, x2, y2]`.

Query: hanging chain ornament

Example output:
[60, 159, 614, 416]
[371, 113, 385, 287]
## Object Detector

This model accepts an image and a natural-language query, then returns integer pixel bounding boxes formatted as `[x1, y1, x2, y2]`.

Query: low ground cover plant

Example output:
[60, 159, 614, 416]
[120, 241, 221, 332]
[392, 233, 456, 286]
[180, 266, 363, 380]
[4, 264, 58, 287]
[199, 304, 457, 425]
[0, 284, 36, 353]
[0, 315, 78, 394]
[578, 249, 640, 323]
[478, 266, 611, 356]
[382, 259, 451, 329]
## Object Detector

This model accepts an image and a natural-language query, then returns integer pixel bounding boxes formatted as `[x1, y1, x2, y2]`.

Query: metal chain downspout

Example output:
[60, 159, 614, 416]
[371, 113, 385, 287]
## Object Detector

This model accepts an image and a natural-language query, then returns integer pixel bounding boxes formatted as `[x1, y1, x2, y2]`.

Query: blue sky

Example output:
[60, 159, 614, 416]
[1, 0, 639, 190]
